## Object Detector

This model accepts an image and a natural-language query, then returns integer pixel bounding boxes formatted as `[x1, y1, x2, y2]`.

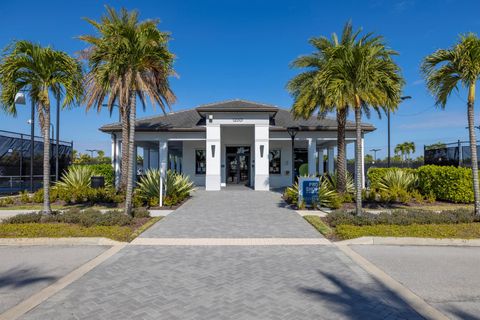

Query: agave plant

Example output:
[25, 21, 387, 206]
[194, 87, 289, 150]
[377, 169, 418, 193]
[136, 169, 195, 204]
[323, 171, 355, 194]
[56, 166, 96, 192]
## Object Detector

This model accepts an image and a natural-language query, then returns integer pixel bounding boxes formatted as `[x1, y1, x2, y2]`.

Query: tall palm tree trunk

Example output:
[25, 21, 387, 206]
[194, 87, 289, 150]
[125, 93, 136, 216]
[120, 107, 130, 191]
[354, 99, 362, 215]
[42, 105, 52, 214]
[336, 107, 347, 193]
[467, 84, 480, 216]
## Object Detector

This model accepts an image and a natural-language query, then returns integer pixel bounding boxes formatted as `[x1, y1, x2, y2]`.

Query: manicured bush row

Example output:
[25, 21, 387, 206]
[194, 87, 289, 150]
[325, 208, 479, 227]
[417, 165, 474, 203]
[367, 165, 476, 203]
[3, 208, 150, 227]
[335, 223, 480, 240]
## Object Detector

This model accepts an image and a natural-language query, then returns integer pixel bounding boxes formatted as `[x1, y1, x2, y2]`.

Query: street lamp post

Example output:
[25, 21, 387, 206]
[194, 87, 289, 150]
[55, 94, 60, 181]
[14, 92, 36, 192]
[370, 148, 381, 164]
[287, 127, 299, 185]
[388, 96, 412, 167]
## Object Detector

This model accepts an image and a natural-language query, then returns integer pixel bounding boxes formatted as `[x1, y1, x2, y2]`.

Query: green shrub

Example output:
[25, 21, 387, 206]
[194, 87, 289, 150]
[31, 189, 58, 203]
[85, 164, 115, 186]
[299, 163, 309, 176]
[324, 171, 355, 194]
[325, 208, 479, 227]
[136, 169, 195, 206]
[417, 165, 474, 203]
[19, 190, 32, 203]
[4, 209, 134, 227]
[367, 167, 416, 190]
[335, 223, 480, 240]
[132, 207, 150, 218]
[0, 197, 14, 206]
[4, 212, 44, 224]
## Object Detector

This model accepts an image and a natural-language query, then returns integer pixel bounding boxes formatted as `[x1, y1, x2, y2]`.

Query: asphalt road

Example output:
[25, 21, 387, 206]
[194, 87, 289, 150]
[0, 245, 108, 314]
[352, 245, 480, 320]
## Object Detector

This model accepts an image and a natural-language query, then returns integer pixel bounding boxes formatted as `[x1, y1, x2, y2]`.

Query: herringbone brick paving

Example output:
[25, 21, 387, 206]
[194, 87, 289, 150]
[19, 189, 422, 319]
[21, 246, 421, 320]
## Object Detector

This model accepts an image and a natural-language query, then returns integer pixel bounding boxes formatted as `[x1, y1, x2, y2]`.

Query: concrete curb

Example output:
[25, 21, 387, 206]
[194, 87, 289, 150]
[336, 236, 480, 247]
[0, 244, 126, 320]
[130, 237, 332, 246]
[0, 237, 125, 246]
[336, 244, 449, 320]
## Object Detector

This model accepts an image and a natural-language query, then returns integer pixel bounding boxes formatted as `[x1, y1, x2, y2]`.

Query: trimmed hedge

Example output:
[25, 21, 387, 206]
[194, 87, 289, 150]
[367, 165, 476, 203]
[335, 223, 480, 240]
[326, 208, 479, 227]
[417, 165, 473, 203]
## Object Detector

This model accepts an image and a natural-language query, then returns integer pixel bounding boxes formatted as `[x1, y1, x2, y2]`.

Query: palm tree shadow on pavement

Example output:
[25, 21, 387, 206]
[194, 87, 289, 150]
[0, 268, 57, 289]
[298, 271, 423, 320]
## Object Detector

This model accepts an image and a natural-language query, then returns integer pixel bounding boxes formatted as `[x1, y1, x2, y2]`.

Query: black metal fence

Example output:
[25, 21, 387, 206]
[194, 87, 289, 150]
[424, 140, 479, 167]
[0, 130, 73, 194]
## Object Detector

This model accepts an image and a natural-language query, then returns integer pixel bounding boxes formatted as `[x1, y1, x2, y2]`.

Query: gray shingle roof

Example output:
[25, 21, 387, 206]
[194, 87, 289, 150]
[99, 99, 375, 133]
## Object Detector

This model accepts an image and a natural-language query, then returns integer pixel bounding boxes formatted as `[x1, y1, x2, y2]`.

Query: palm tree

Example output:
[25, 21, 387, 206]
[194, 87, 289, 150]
[321, 26, 404, 215]
[288, 22, 359, 194]
[0, 41, 83, 213]
[394, 142, 415, 161]
[81, 7, 176, 216]
[422, 33, 480, 216]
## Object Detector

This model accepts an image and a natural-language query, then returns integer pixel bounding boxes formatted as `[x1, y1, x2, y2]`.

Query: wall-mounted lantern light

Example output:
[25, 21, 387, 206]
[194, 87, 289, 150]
[211, 144, 216, 158]
[208, 114, 213, 123]
[260, 145, 265, 158]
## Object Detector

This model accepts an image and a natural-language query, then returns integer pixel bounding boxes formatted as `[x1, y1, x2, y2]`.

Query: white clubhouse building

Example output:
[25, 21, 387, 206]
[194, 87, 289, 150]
[101, 99, 374, 191]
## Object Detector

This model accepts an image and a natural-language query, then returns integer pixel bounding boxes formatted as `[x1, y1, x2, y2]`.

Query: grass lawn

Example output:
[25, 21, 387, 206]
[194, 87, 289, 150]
[304, 215, 480, 240]
[0, 217, 162, 242]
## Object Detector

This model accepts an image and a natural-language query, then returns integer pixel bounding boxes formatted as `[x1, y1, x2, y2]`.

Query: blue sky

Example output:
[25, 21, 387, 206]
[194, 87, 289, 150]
[1, 0, 479, 159]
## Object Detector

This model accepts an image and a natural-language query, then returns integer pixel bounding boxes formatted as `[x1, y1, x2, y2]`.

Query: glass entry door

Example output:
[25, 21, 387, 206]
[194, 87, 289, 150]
[226, 147, 250, 185]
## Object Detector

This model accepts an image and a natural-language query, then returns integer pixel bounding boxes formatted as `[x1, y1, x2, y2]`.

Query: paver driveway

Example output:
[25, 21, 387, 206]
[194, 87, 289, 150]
[17, 189, 422, 320]
[140, 188, 322, 238]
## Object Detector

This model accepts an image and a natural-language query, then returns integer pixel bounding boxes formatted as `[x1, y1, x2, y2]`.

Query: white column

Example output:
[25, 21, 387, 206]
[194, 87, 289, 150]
[206, 124, 221, 190]
[254, 124, 269, 190]
[113, 135, 120, 188]
[159, 139, 168, 180]
[327, 147, 335, 174]
[308, 138, 317, 176]
[318, 149, 325, 175]
[144, 148, 150, 171]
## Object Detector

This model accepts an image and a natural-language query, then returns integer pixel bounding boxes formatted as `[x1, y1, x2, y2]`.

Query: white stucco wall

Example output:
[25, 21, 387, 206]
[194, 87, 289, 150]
[269, 140, 292, 189]
[182, 140, 206, 186]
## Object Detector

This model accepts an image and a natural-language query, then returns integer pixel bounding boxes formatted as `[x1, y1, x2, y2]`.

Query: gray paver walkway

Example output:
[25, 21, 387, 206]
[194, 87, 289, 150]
[352, 245, 480, 320]
[141, 189, 322, 238]
[22, 246, 422, 320]
[0, 245, 108, 314]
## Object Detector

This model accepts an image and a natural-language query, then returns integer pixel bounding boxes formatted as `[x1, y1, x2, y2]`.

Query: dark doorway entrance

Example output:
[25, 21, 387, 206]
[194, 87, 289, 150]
[226, 146, 250, 185]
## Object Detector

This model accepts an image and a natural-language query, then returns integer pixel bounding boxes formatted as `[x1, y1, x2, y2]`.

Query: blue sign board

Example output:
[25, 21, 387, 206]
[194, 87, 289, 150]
[298, 177, 320, 207]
